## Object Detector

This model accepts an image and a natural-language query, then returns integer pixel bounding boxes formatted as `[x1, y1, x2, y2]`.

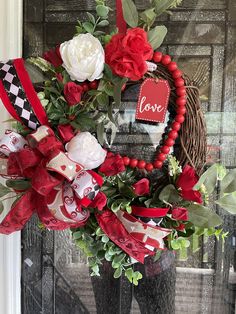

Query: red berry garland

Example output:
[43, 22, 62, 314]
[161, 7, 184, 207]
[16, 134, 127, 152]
[115, 54, 186, 172]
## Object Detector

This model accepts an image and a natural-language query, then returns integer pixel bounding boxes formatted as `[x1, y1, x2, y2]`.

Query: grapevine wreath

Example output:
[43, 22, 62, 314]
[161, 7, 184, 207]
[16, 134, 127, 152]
[0, 0, 235, 285]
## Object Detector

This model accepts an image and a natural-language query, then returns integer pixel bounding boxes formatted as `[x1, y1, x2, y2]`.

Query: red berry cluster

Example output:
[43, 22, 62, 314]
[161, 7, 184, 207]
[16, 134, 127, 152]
[80, 80, 99, 92]
[121, 52, 187, 172]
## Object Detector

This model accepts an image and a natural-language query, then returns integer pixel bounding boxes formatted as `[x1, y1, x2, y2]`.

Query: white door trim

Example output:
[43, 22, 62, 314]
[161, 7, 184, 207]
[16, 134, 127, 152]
[0, 1, 23, 314]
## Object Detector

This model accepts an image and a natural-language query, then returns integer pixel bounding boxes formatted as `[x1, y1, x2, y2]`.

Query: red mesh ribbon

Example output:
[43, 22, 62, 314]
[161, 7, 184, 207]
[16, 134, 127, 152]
[116, 0, 127, 33]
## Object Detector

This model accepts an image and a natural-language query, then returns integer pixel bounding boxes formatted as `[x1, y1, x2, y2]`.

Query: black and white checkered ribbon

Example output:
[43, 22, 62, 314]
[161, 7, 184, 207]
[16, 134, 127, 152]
[0, 60, 40, 129]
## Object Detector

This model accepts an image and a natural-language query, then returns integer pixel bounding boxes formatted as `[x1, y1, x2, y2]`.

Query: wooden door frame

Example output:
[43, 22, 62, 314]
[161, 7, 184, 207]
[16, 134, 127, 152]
[0, 1, 23, 313]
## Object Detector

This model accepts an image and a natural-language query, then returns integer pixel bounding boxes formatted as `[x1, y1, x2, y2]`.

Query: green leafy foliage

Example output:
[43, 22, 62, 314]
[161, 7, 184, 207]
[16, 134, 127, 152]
[140, 8, 157, 28]
[215, 192, 236, 215]
[187, 204, 223, 228]
[152, 0, 183, 17]
[194, 164, 226, 194]
[125, 268, 143, 286]
[148, 26, 168, 50]
[171, 237, 190, 250]
[159, 184, 181, 203]
[220, 169, 236, 194]
[121, 0, 139, 28]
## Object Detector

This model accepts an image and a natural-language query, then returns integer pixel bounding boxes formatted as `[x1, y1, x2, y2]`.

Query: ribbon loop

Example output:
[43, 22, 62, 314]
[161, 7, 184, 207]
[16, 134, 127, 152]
[0, 126, 103, 234]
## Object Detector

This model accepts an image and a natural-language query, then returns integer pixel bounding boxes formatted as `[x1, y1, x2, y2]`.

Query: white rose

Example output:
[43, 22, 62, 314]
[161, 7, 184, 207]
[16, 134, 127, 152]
[60, 33, 105, 82]
[66, 132, 107, 170]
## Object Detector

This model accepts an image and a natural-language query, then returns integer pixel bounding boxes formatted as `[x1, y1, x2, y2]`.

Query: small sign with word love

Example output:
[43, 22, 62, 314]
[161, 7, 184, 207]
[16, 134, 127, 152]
[135, 78, 170, 123]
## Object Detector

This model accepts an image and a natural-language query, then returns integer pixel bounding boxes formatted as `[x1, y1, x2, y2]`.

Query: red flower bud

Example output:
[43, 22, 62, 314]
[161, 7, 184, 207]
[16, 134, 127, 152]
[133, 178, 150, 196]
[172, 207, 188, 221]
[64, 82, 83, 106]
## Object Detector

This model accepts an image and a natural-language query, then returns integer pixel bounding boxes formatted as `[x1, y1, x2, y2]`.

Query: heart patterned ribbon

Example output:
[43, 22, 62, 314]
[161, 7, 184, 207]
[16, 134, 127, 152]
[0, 126, 103, 234]
[96, 210, 171, 263]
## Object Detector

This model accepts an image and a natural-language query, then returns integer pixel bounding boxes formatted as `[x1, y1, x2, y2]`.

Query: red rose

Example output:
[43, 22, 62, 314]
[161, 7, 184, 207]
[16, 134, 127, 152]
[43, 45, 63, 67]
[172, 207, 188, 221]
[57, 124, 74, 143]
[105, 28, 153, 81]
[176, 165, 202, 204]
[64, 82, 83, 106]
[108, 52, 147, 81]
[133, 178, 150, 196]
[123, 28, 153, 60]
[99, 152, 125, 176]
[90, 192, 107, 211]
[174, 223, 186, 231]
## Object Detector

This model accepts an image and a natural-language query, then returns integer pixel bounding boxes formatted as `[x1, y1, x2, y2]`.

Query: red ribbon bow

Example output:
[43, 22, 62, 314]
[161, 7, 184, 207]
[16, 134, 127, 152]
[0, 126, 103, 234]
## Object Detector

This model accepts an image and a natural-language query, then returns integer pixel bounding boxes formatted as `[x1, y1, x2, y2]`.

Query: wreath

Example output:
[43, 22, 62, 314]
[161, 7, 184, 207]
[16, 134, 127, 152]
[0, 0, 234, 285]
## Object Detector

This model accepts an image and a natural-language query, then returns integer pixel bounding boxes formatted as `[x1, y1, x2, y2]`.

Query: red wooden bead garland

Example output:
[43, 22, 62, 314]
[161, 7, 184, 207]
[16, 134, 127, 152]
[129, 159, 138, 168]
[111, 53, 187, 172]
[123, 156, 130, 166]
[137, 160, 146, 169]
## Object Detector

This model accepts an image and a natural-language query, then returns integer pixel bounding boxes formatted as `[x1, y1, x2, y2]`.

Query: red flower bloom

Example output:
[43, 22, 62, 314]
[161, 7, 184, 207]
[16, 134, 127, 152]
[57, 124, 74, 143]
[176, 165, 202, 204]
[90, 192, 107, 211]
[99, 152, 125, 176]
[133, 178, 150, 196]
[123, 28, 153, 60]
[64, 82, 83, 106]
[43, 45, 63, 67]
[174, 223, 186, 231]
[172, 207, 188, 221]
[105, 28, 153, 81]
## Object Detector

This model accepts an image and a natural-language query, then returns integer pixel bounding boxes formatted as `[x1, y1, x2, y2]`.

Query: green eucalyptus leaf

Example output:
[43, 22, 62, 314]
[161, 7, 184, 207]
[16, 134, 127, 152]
[194, 164, 221, 193]
[96, 5, 109, 18]
[76, 26, 83, 34]
[121, 0, 138, 27]
[140, 8, 157, 27]
[113, 254, 125, 264]
[153, 0, 176, 17]
[82, 22, 94, 33]
[101, 235, 109, 243]
[125, 267, 133, 282]
[104, 83, 114, 96]
[114, 267, 122, 278]
[215, 192, 236, 215]
[148, 26, 167, 50]
[0, 183, 11, 198]
[171, 239, 180, 250]
[220, 169, 236, 194]
[105, 251, 113, 261]
[187, 204, 223, 228]
[159, 184, 181, 203]
[97, 93, 109, 107]
[86, 12, 96, 24]
[98, 20, 109, 27]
